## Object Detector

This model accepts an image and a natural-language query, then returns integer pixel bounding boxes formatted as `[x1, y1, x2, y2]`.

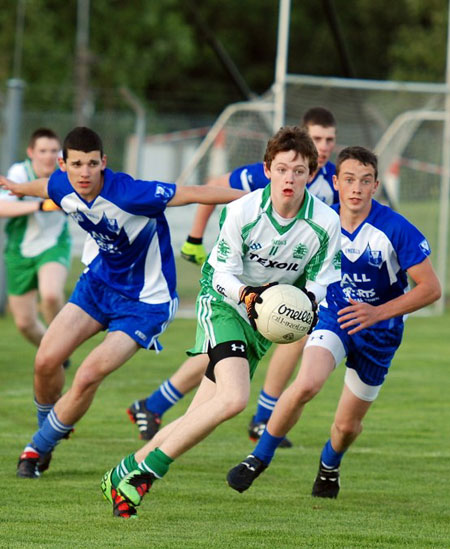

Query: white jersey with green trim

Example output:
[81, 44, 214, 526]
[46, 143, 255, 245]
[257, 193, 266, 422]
[2, 160, 68, 257]
[201, 185, 342, 324]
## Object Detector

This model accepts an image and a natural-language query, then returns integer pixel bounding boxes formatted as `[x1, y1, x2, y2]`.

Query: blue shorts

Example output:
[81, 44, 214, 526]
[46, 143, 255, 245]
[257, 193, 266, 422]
[69, 272, 178, 351]
[313, 306, 404, 386]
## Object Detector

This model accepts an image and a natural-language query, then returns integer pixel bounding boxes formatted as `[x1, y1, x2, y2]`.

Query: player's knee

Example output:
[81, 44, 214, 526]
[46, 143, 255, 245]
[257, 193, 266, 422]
[15, 316, 37, 337]
[73, 367, 104, 394]
[40, 292, 63, 312]
[290, 379, 321, 405]
[218, 393, 248, 420]
[333, 418, 362, 440]
[34, 348, 61, 376]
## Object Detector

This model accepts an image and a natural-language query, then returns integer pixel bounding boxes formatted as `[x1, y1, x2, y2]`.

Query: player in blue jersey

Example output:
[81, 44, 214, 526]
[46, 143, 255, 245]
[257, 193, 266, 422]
[0, 126, 244, 479]
[226, 146, 441, 498]
[127, 107, 338, 444]
[181, 107, 338, 265]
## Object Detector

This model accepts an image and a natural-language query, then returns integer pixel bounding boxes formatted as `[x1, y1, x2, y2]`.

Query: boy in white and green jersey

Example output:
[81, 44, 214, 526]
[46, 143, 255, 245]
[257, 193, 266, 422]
[0, 129, 71, 351]
[192, 183, 341, 378]
[102, 125, 342, 519]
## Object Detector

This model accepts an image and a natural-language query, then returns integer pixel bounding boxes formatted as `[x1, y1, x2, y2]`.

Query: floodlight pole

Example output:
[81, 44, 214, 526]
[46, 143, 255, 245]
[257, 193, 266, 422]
[74, 0, 92, 125]
[436, 0, 450, 314]
[272, 0, 291, 133]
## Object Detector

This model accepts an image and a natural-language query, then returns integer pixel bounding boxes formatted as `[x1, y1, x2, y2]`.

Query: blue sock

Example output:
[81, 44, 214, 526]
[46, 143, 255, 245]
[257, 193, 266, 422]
[34, 398, 53, 428]
[253, 428, 285, 465]
[145, 379, 184, 416]
[31, 409, 74, 455]
[254, 389, 278, 423]
[320, 439, 345, 469]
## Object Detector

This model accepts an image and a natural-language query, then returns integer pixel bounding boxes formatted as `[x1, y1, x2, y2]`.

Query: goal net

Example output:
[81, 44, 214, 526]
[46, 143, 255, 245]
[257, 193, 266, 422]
[174, 75, 449, 313]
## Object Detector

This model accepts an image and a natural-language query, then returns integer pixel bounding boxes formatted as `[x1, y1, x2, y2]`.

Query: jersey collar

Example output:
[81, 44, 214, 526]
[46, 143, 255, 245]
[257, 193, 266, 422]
[260, 184, 314, 234]
[339, 199, 381, 239]
[24, 159, 37, 181]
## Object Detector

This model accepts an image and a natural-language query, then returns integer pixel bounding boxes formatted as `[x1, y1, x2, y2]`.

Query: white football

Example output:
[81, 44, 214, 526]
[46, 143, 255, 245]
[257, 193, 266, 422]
[254, 284, 314, 343]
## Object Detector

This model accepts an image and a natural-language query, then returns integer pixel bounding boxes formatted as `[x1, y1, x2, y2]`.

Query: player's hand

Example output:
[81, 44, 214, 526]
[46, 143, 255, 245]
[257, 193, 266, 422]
[0, 175, 25, 198]
[300, 288, 318, 334]
[39, 199, 61, 212]
[239, 282, 279, 330]
[181, 240, 207, 265]
[338, 297, 381, 334]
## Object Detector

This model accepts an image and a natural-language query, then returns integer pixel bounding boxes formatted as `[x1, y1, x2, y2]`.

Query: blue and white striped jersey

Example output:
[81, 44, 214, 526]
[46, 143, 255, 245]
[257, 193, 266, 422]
[323, 200, 431, 329]
[48, 168, 177, 304]
[229, 161, 338, 206]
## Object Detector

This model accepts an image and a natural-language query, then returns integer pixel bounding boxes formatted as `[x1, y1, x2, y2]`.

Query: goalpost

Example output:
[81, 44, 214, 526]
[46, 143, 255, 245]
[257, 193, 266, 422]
[176, 75, 449, 314]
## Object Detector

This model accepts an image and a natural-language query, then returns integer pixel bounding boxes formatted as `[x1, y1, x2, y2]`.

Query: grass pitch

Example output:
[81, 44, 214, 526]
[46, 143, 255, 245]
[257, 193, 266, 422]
[0, 303, 449, 548]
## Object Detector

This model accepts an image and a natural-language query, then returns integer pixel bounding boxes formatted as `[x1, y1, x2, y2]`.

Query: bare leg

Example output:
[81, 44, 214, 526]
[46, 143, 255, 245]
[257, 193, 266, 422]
[127, 354, 209, 441]
[54, 331, 139, 425]
[38, 262, 68, 325]
[263, 337, 307, 397]
[266, 346, 335, 437]
[329, 384, 373, 453]
[8, 292, 46, 346]
[136, 357, 250, 462]
[169, 354, 208, 393]
[34, 303, 104, 404]
[135, 372, 215, 462]
[310, 384, 373, 498]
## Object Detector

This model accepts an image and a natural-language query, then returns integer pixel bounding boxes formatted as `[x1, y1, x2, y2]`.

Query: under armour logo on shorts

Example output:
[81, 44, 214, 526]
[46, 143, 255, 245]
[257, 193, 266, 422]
[231, 343, 245, 353]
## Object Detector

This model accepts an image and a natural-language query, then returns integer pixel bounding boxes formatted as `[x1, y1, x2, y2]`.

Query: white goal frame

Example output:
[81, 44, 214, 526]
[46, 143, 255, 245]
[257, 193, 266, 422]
[176, 75, 449, 314]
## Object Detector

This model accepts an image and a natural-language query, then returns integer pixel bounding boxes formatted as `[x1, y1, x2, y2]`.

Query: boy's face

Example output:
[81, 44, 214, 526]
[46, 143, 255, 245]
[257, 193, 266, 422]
[27, 137, 60, 178]
[58, 149, 106, 202]
[333, 158, 379, 216]
[264, 150, 310, 216]
[306, 124, 336, 169]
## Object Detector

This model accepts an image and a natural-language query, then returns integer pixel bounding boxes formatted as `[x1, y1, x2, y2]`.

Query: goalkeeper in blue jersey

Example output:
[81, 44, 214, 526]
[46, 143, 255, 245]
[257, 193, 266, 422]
[226, 146, 441, 498]
[0, 126, 244, 480]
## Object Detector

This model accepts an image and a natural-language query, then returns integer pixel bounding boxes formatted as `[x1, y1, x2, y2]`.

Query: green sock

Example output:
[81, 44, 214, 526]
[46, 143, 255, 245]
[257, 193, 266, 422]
[112, 453, 139, 486]
[139, 447, 174, 478]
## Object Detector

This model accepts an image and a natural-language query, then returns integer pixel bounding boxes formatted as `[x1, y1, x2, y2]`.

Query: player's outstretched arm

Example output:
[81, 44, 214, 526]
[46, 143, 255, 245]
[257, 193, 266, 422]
[0, 176, 49, 199]
[0, 198, 59, 217]
[186, 173, 232, 238]
[167, 184, 244, 207]
[338, 257, 441, 335]
[180, 174, 233, 265]
[0, 199, 41, 217]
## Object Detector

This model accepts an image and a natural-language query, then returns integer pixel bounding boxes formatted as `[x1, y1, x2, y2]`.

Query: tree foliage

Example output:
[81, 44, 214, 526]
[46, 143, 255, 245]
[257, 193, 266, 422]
[0, 0, 448, 115]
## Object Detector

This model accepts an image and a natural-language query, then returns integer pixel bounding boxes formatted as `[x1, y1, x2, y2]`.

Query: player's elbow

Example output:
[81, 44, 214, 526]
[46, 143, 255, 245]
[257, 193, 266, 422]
[426, 279, 442, 305]
[432, 285, 442, 303]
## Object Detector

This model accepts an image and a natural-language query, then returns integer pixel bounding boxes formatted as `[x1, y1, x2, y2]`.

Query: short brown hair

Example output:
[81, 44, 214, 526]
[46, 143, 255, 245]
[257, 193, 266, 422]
[301, 107, 336, 129]
[28, 128, 60, 148]
[62, 127, 103, 161]
[264, 126, 318, 174]
[336, 146, 378, 179]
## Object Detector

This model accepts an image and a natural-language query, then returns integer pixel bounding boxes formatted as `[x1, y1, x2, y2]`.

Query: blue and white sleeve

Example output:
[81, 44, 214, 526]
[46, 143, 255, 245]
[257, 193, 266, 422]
[392, 214, 431, 271]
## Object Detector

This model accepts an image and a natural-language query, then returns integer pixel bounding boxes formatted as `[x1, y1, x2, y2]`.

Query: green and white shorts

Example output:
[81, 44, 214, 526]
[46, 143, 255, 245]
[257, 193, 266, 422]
[187, 291, 271, 380]
[6, 238, 71, 295]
